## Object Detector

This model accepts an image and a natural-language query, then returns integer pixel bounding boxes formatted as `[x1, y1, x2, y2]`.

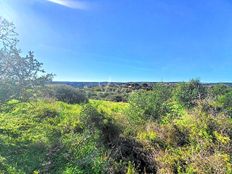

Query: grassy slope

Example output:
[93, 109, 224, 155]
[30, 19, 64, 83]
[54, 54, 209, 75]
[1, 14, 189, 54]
[0, 99, 231, 174]
[0, 100, 128, 173]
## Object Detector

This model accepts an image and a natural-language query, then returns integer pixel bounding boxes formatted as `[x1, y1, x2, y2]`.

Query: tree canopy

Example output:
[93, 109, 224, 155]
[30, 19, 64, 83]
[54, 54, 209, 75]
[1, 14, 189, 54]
[0, 17, 53, 102]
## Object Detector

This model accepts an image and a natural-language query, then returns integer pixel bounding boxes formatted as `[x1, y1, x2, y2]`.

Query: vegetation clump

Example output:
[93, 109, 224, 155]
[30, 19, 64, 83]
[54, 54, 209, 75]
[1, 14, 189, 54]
[175, 79, 207, 108]
[46, 85, 88, 104]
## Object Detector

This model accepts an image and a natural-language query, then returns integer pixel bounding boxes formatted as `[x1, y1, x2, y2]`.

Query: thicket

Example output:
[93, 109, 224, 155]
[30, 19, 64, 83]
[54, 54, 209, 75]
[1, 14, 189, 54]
[124, 81, 232, 173]
[44, 85, 88, 104]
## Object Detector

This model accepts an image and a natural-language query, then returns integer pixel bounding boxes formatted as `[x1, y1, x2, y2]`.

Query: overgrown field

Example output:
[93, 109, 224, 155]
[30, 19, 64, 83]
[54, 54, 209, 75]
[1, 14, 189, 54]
[0, 100, 128, 173]
[0, 82, 232, 174]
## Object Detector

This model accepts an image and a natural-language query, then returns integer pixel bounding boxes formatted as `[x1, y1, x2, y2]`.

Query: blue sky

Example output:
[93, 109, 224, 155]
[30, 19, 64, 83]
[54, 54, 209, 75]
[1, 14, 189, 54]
[0, 0, 232, 82]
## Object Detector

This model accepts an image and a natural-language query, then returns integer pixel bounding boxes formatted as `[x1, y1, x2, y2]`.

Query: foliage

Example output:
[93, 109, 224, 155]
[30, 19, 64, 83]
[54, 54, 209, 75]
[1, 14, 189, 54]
[0, 17, 18, 49]
[220, 91, 232, 108]
[137, 129, 157, 142]
[0, 79, 232, 173]
[216, 91, 232, 117]
[175, 79, 207, 108]
[0, 17, 53, 103]
[0, 100, 126, 173]
[126, 162, 136, 174]
[127, 84, 172, 123]
[45, 85, 88, 104]
[83, 82, 154, 102]
[211, 90, 232, 118]
[208, 84, 231, 98]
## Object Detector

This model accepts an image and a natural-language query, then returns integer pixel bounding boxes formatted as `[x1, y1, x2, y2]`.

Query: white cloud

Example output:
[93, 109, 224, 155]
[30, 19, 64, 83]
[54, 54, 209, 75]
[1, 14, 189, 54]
[47, 0, 88, 10]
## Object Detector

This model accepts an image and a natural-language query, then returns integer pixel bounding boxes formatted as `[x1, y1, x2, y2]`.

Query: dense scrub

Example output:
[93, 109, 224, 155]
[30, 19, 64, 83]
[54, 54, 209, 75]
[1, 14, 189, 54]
[43, 85, 88, 104]
[0, 81, 232, 173]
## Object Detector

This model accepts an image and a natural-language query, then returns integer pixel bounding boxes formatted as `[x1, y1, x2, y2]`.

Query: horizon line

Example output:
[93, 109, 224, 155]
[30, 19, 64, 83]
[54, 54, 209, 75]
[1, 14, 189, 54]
[52, 80, 232, 84]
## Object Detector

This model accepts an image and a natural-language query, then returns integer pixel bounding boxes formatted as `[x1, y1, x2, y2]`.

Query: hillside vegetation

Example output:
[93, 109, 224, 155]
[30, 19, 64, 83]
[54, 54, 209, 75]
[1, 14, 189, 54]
[0, 80, 232, 173]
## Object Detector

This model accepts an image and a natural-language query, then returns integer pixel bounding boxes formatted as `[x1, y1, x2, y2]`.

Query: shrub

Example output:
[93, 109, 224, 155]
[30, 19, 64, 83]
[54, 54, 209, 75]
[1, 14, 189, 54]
[79, 104, 103, 131]
[217, 91, 232, 117]
[221, 91, 232, 108]
[175, 79, 207, 108]
[127, 84, 172, 122]
[208, 84, 231, 98]
[79, 104, 121, 146]
[109, 94, 127, 102]
[34, 107, 59, 121]
[46, 85, 88, 104]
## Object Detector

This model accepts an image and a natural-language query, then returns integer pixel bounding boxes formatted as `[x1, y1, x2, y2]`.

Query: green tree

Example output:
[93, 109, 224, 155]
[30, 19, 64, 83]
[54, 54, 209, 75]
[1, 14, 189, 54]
[0, 17, 53, 102]
[175, 79, 207, 108]
[128, 84, 172, 122]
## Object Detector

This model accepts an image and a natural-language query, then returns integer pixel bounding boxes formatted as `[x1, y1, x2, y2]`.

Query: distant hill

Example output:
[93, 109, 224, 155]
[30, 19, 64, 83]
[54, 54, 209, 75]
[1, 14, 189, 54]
[52, 81, 232, 88]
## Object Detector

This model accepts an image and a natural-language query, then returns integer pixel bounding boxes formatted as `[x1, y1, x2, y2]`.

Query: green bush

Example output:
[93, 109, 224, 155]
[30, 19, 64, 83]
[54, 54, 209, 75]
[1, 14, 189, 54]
[175, 79, 207, 108]
[46, 85, 88, 104]
[79, 104, 121, 146]
[108, 94, 127, 102]
[79, 104, 103, 131]
[221, 91, 232, 108]
[208, 84, 231, 98]
[217, 91, 232, 117]
[128, 84, 172, 122]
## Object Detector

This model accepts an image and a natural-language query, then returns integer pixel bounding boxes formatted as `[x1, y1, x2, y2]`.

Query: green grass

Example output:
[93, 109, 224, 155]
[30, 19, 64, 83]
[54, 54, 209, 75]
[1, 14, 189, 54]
[0, 100, 127, 173]
[0, 99, 231, 173]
